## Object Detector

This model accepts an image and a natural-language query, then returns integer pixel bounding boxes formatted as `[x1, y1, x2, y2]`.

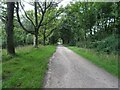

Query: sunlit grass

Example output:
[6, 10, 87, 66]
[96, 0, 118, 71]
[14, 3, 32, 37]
[2, 45, 56, 88]
[69, 46, 119, 78]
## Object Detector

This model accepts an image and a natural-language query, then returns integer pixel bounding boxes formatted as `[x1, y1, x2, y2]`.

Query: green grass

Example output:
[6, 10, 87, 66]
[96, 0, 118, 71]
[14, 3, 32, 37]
[2, 45, 56, 88]
[69, 46, 119, 78]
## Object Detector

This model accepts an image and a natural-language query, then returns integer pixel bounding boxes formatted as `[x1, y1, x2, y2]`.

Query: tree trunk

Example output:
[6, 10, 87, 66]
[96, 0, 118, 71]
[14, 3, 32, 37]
[34, 2, 38, 48]
[90, 27, 93, 41]
[34, 28, 38, 48]
[43, 34, 46, 46]
[43, 29, 46, 46]
[6, 2, 15, 55]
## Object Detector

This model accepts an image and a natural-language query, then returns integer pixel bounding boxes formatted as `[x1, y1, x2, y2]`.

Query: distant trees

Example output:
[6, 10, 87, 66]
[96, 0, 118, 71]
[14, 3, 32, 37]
[58, 2, 119, 54]
[41, 8, 62, 45]
[1, 1, 119, 55]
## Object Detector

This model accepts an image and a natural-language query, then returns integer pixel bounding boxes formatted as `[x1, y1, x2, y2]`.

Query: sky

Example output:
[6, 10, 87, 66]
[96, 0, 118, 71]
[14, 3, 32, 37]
[23, 0, 120, 10]
[24, 0, 73, 10]
[58, 0, 73, 7]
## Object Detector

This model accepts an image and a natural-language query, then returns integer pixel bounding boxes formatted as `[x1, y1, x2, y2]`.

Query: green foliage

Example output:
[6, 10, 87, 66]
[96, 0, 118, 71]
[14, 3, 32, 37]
[76, 41, 86, 48]
[69, 46, 119, 78]
[89, 35, 119, 54]
[14, 28, 30, 46]
[59, 2, 119, 54]
[1, 27, 7, 48]
[2, 28, 33, 48]
[97, 35, 118, 53]
[2, 20, 33, 48]
[2, 45, 56, 88]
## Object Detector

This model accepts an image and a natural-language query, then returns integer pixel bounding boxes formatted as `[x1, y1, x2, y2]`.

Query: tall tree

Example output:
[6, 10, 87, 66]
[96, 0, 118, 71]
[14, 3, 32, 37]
[6, 2, 15, 55]
[16, 1, 61, 47]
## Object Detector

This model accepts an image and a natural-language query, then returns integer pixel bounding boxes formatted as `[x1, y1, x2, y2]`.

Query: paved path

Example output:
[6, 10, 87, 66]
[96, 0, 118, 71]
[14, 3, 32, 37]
[44, 45, 118, 88]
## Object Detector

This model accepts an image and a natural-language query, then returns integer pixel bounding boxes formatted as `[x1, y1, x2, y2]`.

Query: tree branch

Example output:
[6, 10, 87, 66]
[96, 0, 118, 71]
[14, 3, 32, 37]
[38, 2, 44, 13]
[16, 2, 34, 34]
[44, 0, 47, 10]
[46, 27, 56, 38]
[37, 1, 61, 30]
[1, 16, 6, 23]
[46, 2, 52, 10]
[37, 1, 55, 30]
[41, 11, 62, 26]
[20, 2, 35, 28]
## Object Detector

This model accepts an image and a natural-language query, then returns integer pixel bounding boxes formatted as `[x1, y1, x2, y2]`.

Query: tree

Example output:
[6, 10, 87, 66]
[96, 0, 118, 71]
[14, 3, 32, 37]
[16, 1, 61, 47]
[6, 2, 15, 55]
[40, 7, 62, 45]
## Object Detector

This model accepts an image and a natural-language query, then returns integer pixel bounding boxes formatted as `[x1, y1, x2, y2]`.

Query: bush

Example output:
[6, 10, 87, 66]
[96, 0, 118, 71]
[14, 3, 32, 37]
[91, 35, 119, 54]
[69, 40, 76, 46]
[76, 41, 86, 48]
[78, 35, 119, 54]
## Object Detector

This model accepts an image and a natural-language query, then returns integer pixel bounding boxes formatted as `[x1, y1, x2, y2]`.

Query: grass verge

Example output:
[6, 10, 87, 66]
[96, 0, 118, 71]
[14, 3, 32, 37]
[2, 45, 56, 88]
[69, 46, 119, 78]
